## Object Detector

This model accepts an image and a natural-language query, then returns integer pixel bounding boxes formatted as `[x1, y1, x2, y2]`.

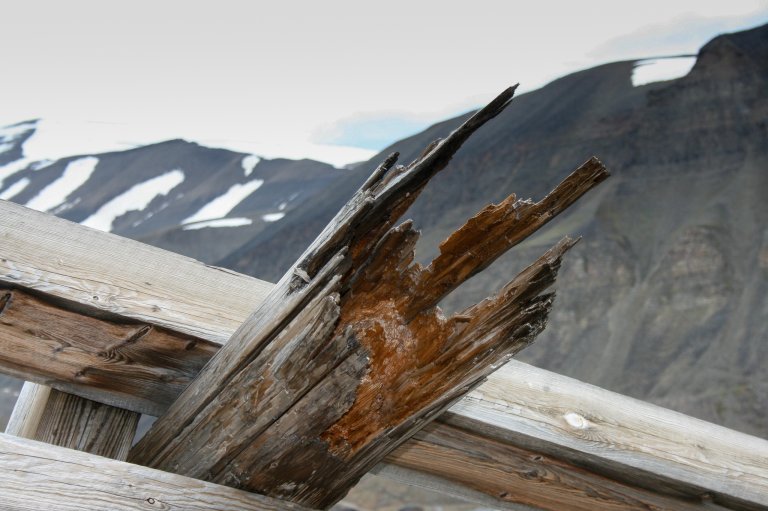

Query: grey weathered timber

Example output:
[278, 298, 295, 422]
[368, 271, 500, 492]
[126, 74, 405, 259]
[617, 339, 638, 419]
[129, 87, 609, 508]
[7, 382, 138, 460]
[421, 360, 768, 509]
[1, 197, 765, 510]
[380, 360, 768, 511]
[0, 433, 308, 511]
[5, 382, 51, 438]
[0, 199, 272, 345]
[32, 388, 138, 460]
[379, 427, 711, 511]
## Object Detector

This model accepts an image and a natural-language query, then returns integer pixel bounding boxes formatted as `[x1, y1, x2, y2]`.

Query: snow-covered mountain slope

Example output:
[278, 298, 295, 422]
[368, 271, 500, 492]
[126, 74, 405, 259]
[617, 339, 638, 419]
[0, 127, 348, 262]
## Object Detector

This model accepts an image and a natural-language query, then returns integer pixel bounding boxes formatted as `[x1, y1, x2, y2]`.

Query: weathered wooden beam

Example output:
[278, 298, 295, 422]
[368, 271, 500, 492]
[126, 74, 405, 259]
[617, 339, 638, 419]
[380, 425, 709, 511]
[0, 433, 308, 511]
[379, 360, 768, 511]
[0, 287, 217, 416]
[29, 387, 138, 459]
[5, 382, 52, 439]
[1, 198, 765, 510]
[0, 199, 271, 345]
[128, 87, 608, 508]
[7, 381, 139, 460]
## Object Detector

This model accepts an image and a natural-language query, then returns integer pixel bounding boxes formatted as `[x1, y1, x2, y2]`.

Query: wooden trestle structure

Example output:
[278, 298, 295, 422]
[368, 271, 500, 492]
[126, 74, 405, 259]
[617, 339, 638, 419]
[0, 88, 766, 510]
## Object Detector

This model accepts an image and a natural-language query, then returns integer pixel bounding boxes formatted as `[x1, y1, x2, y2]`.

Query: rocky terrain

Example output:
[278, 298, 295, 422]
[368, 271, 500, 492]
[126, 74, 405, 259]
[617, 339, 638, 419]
[0, 21, 765, 511]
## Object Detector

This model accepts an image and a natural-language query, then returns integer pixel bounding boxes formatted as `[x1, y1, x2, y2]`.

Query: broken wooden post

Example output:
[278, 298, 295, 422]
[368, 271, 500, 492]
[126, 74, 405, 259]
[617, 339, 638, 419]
[129, 86, 609, 508]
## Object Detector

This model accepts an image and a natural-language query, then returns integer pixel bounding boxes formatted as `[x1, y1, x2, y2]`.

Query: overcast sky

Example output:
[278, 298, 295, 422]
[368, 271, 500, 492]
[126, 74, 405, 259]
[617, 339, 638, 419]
[1, 0, 766, 166]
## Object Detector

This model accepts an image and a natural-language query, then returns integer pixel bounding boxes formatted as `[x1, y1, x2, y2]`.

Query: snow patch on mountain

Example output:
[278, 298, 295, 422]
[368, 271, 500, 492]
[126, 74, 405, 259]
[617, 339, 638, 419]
[182, 179, 264, 224]
[9, 118, 374, 168]
[0, 159, 32, 190]
[242, 155, 261, 177]
[81, 169, 185, 232]
[182, 217, 253, 230]
[25, 156, 99, 212]
[0, 178, 30, 200]
[632, 56, 696, 87]
[262, 212, 285, 222]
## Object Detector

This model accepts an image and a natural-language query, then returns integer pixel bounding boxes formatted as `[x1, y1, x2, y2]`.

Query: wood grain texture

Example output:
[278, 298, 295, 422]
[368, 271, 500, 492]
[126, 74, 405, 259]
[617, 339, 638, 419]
[0, 433, 308, 511]
[129, 87, 608, 509]
[436, 361, 768, 510]
[33, 388, 139, 460]
[383, 423, 727, 511]
[5, 382, 51, 438]
[8, 382, 138, 460]
[0, 287, 217, 416]
[0, 199, 272, 345]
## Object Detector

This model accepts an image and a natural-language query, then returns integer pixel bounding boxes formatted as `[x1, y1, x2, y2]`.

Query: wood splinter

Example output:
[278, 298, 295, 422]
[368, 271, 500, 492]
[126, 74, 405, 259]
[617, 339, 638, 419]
[129, 86, 609, 509]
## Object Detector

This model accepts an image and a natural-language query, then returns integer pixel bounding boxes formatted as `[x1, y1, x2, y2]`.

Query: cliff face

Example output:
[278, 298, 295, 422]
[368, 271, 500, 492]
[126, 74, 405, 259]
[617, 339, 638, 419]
[222, 24, 768, 436]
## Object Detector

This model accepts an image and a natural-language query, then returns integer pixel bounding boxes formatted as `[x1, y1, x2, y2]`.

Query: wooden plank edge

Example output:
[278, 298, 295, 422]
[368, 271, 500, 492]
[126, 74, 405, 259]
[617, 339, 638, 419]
[439, 361, 768, 510]
[0, 433, 310, 511]
[5, 382, 51, 438]
[380, 422, 735, 511]
[8, 382, 138, 460]
[0, 199, 272, 345]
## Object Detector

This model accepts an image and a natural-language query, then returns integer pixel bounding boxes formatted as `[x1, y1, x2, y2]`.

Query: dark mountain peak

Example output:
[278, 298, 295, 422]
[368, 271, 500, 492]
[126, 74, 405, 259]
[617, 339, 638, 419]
[691, 22, 768, 79]
[128, 138, 207, 152]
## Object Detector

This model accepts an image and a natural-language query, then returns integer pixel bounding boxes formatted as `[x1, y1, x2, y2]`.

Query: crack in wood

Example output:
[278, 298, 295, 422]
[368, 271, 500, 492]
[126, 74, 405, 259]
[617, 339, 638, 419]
[0, 291, 12, 317]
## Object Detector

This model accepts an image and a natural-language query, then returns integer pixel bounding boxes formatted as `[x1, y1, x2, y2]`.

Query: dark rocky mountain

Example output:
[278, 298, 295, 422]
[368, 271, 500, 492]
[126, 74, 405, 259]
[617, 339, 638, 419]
[0, 22, 765, 448]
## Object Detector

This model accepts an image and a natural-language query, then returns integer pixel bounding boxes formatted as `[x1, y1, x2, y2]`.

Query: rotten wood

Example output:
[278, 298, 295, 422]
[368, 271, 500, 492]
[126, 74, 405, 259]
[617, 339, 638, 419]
[0, 433, 309, 511]
[129, 86, 609, 508]
[0, 287, 216, 416]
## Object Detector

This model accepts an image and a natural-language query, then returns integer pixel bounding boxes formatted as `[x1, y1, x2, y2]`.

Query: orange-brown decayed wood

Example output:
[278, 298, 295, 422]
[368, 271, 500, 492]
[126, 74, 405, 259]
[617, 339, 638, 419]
[129, 87, 609, 509]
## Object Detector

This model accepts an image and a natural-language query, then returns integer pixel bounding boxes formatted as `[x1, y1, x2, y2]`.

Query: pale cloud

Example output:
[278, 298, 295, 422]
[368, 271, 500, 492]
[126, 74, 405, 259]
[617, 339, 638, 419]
[0, 0, 765, 165]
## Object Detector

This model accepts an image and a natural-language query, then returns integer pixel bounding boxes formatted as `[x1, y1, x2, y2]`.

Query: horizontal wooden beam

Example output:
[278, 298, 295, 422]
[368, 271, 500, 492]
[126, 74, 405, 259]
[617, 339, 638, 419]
[381, 361, 768, 511]
[0, 288, 217, 416]
[2, 199, 767, 510]
[0, 433, 307, 511]
[0, 199, 271, 344]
